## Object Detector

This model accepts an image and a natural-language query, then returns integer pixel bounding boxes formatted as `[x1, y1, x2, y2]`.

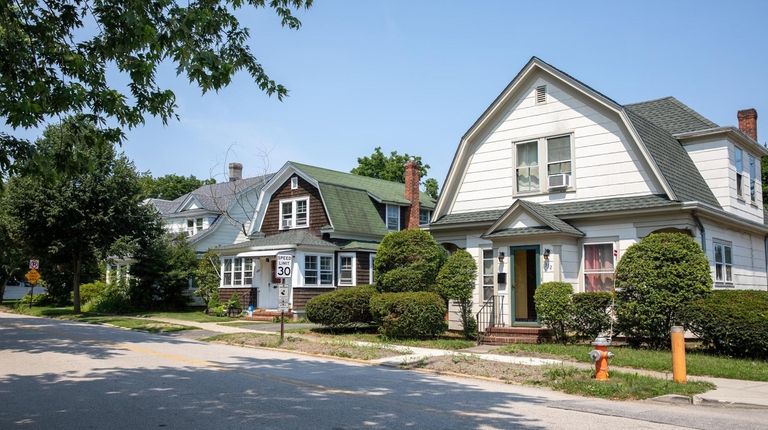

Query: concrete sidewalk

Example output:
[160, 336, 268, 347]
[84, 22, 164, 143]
[146, 315, 768, 409]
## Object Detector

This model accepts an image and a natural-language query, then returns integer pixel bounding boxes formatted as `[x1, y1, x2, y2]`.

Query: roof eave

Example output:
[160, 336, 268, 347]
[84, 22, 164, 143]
[674, 127, 768, 156]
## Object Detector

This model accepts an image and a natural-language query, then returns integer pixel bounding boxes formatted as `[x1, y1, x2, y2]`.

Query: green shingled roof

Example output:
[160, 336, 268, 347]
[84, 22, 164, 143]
[216, 230, 337, 251]
[290, 162, 436, 209]
[318, 183, 388, 236]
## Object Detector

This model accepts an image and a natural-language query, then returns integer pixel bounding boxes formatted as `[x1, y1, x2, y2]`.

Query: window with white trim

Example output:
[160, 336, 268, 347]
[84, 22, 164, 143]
[369, 254, 376, 285]
[516, 141, 539, 193]
[714, 241, 733, 285]
[186, 217, 204, 236]
[749, 155, 756, 203]
[482, 249, 494, 301]
[279, 197, 309, 229]
[547, 136, 572, 177]
[221, 257, 254, 286]
[735, 147, 744, 198]
[290, 176, 298, 190]
[583, 243, 615, 292]
[386, 205, 400, 231]
[304, 254, 333, 286]
[338, 253, 356, 286]
[419, 209, 432, 225]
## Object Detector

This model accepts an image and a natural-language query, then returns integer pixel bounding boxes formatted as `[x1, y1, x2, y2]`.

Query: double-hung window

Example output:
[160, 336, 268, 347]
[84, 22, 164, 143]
[187, 218, 204, 236]
[516, 141, 539, 193]
[735, 147, 744, 198]
[369, 254, 376, 285]
[280, 197, 309, 229]
[547, 135, 572, 180]
[714, 241, 733, 285]
[419, 209, 431, 225]
[338, 253, 356, 286]
[749, 155, 757, 203]
[304, 255, 333, 286]
[221, 257, 254, 287]
[482, 249, 494, 301]
[583, 243, 615, 292]
[386, 205, 400, 231]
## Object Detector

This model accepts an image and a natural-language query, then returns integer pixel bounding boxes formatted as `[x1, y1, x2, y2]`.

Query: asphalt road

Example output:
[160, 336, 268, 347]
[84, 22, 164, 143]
[1, 313, 767, 430]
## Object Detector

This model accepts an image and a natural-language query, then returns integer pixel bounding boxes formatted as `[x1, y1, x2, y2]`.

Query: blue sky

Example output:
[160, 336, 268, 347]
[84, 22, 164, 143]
[6, 1, 768, 187]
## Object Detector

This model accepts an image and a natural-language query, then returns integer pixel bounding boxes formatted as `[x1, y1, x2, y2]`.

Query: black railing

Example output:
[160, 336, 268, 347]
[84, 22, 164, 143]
[476, 295, 504, 344]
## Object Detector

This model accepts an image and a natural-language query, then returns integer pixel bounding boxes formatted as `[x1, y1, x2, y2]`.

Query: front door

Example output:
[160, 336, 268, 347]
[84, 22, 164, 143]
[510, 246, 539, 323]
[257, 258, 279, 309]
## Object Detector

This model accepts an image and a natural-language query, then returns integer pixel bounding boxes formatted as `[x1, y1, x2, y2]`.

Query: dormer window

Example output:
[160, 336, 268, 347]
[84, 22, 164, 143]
[280, 197, 309, 229]
[186, 217, 204, 236]
[291, 176, 299, 190]
[386, 205, 400, 231]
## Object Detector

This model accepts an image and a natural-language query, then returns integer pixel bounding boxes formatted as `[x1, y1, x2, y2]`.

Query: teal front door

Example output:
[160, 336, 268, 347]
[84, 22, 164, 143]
[510, 245, 540, 323]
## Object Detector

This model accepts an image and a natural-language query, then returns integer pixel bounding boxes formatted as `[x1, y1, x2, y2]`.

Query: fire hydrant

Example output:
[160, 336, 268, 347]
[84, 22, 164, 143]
[588, 336, 614, 381]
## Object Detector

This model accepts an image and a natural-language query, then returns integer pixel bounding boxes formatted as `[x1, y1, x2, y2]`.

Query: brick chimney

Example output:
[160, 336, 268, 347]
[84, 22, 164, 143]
[228, 162, 243, 182]
[738, 108, 758, 141]
[404, 158, 420, 229]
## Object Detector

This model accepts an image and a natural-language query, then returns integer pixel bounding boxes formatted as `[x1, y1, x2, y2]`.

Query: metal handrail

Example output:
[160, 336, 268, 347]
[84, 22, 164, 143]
[476, 295, 497, 344]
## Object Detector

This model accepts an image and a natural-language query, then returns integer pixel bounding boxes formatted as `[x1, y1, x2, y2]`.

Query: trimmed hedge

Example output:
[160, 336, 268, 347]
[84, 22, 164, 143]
[684, 290, 768, 358]
[370, 291, 447, 339]
[570, 292, 613, 340]
[305, 285, 377, 327]
[78, 281, 106, 305]
[534, 282, 573, 343]
[374, 229, 445, 292]
[615, 232, 711, 348]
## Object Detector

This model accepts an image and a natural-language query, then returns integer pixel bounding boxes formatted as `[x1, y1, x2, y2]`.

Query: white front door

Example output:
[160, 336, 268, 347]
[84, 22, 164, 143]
[257, 258, 279, 309]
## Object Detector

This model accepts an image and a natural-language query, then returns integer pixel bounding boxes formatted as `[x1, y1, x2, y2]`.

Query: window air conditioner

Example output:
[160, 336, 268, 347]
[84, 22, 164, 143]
[281, 219, 293, 229]
[548, 173, 571, 190]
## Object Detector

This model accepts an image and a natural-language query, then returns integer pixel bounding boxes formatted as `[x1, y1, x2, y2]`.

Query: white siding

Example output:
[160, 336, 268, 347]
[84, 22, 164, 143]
[451, 74, 660, 214]
[685, 137, 764, 224]
[698, 220, 767, 290]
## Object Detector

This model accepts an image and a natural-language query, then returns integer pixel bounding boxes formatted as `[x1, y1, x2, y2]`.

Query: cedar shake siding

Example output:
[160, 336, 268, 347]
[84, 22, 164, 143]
[356, 251, 372, 285]
[261, 177, 329, 236]
[292, 287, 335, 310]
[218, 288, 257, 309]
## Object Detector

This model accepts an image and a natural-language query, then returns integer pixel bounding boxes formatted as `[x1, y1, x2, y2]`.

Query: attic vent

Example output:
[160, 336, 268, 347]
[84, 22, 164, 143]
[535, 85, 547, 104]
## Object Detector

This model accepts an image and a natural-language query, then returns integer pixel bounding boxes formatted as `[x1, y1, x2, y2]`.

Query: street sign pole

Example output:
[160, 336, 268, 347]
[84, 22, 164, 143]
[280, 278, 285, 343]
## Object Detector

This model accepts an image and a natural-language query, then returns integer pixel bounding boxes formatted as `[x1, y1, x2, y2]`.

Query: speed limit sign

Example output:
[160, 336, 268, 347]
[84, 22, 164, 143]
[276, 255, 293, 278]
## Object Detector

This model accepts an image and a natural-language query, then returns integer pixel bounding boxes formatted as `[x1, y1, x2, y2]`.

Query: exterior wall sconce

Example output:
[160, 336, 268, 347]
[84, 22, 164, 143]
[497, 251, 506, 284]
[498, 251, 505, 263]
[543, 248, 551, 271]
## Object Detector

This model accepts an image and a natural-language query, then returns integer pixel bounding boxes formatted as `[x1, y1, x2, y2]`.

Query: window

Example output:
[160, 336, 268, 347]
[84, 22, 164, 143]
[304, 254, 333, 286]
[583, 243, 615, 292]
[186, 217, 204, 236]
[369, 254, 376, 285]
[516, 141, 539, 193]
[714, 242, 733, 284]
[338, 253, 356, 286]
[386, 205, 400, 231]
[290, 176, 298, 190]
[482, 249, 494, 301]
[221, 257, 254, 286]
[547, 136, 571, 177]
[735, 147, 744, 197]
[749, 155, 756, 203]
[419, 209, 431, 225]
[279, 197, 309, 229]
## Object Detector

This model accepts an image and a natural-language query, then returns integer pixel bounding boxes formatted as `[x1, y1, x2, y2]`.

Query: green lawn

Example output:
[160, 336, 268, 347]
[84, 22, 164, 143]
[135, 309, 235, 323]
[533, 366, 714, 400]
[76, 316, 195, 333]
[499, 343, 768, 382]
[287, 327, 476, 350]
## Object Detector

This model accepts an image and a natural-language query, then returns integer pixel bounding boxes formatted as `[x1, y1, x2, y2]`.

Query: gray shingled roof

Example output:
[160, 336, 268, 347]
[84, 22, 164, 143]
[146, 198, 182, 215]
[625, 97, 718, 135]
[147, 174, 273, 215]
[516, 200, 584, 236]
[216, 230, 337, 251]
[483, 227, 568, 238]
[624, 109, 721, 207]
[432, 195, 680, 226]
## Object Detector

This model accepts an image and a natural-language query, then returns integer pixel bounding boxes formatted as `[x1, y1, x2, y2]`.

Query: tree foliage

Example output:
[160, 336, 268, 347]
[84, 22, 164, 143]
[0, 0, 312, 173]
[435, 250, 477, 339]
[351, 147, 440, 199]
[140, 173, 216, 200]
[374, 229, 445, 293]
[129, 233, 197, 310]
[615, 232, 711, 348]
[533, 282, 573, 344]
[3, 117, 160, 312]
[194, 250, 221, 312]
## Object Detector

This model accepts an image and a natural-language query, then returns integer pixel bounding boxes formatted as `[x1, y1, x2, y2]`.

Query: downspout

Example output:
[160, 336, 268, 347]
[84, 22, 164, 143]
[692, 213, 706, 255]
[764, 236, 768, 291]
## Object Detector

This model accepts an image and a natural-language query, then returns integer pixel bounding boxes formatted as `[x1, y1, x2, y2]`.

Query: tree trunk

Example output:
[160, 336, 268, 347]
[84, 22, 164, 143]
[0, 275, 8, 305]
[72, 256, 82, 313]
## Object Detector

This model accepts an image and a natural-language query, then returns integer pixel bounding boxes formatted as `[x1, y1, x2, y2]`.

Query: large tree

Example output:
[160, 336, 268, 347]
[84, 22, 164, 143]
[139, 173, 216, 200]
[351, 147, 440, 199]
[0, 0, 312, 176]
[4, 117, 160, 312]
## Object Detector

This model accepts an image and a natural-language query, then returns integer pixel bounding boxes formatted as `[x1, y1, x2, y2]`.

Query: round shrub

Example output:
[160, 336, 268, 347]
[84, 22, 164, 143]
[435, 249, 477, 339]
[534, 282, 573, 343]
[78, 281, 106, 305]
[305, 285, 377, 327]
[615, 232, 711, 348]
[370, 291, 447, 339]
[683, 290, 768, 358]
[374, 229, 445, 292]
[83, 281, 131, 314]
[570, 292, 613, 340]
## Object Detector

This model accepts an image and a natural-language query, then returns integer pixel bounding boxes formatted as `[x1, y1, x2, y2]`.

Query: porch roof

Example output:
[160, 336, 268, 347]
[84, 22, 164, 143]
[482, 226, 583, 239]
[215, 230, 338, 252]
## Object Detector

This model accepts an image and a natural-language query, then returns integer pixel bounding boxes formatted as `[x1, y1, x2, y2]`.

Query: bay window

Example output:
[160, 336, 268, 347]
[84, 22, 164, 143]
[221, 257, 254, 287]
[583, 243, 615, 292]
[305, 254, 333, 286]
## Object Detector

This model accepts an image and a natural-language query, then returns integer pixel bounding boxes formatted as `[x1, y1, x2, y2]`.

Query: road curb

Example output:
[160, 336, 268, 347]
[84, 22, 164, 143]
[650, 393, 768, 409]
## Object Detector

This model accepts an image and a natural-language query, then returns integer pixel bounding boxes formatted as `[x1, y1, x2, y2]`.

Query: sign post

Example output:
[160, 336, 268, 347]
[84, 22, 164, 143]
[24, 269, 41, 309]
[275, 255, 293, 342]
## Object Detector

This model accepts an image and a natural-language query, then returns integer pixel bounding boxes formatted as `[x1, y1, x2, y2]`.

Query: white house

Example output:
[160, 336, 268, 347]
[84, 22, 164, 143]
[428, 57, 768, 334]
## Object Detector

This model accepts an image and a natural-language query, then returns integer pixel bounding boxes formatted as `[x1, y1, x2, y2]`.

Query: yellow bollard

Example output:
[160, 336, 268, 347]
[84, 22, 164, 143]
[671, 326, 687, 384]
